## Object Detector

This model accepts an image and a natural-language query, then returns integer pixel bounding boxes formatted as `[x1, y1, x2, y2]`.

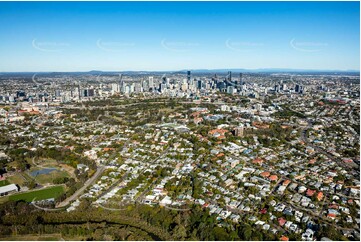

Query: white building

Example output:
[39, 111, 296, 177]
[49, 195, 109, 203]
[0, 184, 18, 196]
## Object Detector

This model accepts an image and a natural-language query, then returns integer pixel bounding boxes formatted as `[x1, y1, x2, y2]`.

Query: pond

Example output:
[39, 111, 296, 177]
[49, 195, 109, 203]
[30, 168, 59, 177]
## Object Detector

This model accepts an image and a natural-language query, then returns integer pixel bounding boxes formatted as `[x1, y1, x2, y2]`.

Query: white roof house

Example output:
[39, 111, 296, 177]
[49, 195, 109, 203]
[160, 196, 172, 206]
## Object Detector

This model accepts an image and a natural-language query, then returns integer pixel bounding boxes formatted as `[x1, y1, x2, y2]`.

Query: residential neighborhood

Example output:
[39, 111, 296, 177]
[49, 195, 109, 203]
[0, 70, 359, 241]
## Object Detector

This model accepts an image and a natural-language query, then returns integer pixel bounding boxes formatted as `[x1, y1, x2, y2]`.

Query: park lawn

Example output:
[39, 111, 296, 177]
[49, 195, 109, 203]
[0, 180, 10, 187]
[8, 185, 65, 202]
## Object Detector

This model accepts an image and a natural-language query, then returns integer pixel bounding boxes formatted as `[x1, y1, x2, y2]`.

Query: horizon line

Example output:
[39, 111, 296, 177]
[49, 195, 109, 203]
[0, 68, 360, 74]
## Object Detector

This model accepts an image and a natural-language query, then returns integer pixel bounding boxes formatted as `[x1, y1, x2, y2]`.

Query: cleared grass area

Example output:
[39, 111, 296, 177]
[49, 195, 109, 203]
[8, 185, 65, 202]
[0, 180, 10, 187]
[21, 172, 33, 182]
[7, 173, 26, 186]
[59, 164, 77, 179]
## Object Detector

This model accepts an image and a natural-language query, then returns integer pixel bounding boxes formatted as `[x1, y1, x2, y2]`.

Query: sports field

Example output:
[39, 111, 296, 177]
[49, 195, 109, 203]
[8, 185, 65, 202]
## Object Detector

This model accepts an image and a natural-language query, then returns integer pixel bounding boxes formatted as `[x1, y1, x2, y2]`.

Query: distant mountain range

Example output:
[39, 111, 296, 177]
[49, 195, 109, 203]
[0, 68, 359, 76]
[181, 68, 360, 73]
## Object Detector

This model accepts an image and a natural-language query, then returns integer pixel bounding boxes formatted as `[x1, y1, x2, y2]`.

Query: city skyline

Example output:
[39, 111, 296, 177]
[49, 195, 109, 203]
[0, 1, 360, 72]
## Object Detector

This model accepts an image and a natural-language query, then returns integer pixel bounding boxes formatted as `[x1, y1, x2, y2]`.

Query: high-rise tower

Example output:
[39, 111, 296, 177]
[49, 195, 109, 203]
[78, 81, 82, 100]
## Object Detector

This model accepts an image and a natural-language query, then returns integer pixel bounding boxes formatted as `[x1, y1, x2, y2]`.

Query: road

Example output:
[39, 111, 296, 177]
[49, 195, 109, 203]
[31, 198, 65, 212]
[135, 178, 159, 203]
[94, 146, 170, 207]
[284, 199, 358, 232]
[300, 120, 358, 170]
[56, 165, 105, 208]
[92, 139, 131, 201]
[348, 107, 357, 125]
[133, 147, 170, 202]
[96, 171, 129, 200]
[270, 177, 284, 195]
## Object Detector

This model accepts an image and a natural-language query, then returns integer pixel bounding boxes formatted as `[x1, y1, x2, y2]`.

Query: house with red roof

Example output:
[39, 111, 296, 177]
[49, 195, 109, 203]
[278, 217, 287, 226]
[329, 204, 339, 209]
[260, 208, 267, 214]
[18, 109, 40, 115]
[309, 159, 316, 164]
[327, 213, 336, 220]
[306, 188, 316, 197]
[103, 147, 115, 151]
[190, 111, 201, 117]
[280, 235, 289, 241]
[283, 180, 291, 186]
[316, 191, 324, 201]
[343, 158, 353, 163]
[216, 153, 225, 158]
[208, 129, 228, 140]
[260, 171, 270, 178]
[202, 203, 209, 208]
[269, 175, 278, 182]
[194, 117, 203, 125]
[252, 121, 270, 129]
[252, 157, 263, 165]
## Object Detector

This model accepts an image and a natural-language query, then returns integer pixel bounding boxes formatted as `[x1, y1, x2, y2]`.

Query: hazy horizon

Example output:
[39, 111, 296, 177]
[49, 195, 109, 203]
[0, 67, 360, 74]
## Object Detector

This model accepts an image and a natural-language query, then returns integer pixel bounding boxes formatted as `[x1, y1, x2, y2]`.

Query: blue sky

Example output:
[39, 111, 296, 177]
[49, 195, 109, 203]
[0, 1, 359, 72]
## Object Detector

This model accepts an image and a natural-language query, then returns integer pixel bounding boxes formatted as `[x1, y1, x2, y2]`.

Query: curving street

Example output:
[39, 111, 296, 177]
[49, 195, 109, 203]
[56, 165, 105, 208]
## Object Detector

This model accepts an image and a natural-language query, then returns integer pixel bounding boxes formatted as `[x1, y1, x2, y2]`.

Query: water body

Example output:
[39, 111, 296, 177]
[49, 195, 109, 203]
[30, 168, 58, 177]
